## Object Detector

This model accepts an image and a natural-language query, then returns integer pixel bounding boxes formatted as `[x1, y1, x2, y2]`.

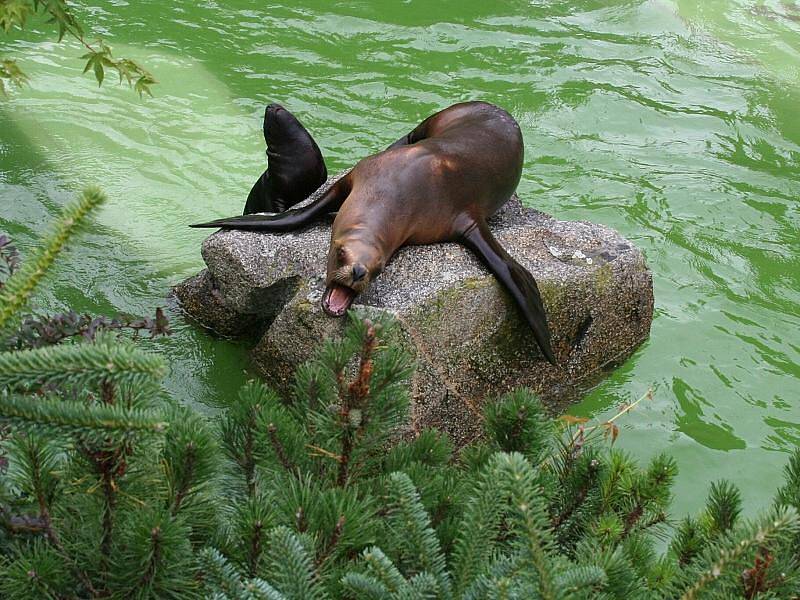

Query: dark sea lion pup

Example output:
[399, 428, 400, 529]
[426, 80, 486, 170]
[243, 103, 328, 215]
[194, 101, 556, 364]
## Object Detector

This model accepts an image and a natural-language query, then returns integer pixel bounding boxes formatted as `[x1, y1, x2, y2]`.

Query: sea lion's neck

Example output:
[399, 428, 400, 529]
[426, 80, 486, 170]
[334, 197, 406, 257]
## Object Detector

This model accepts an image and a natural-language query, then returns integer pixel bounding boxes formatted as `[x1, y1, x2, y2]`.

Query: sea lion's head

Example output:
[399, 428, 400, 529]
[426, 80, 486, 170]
[264, 103, 308, 149]
[321, 238, 384, 317]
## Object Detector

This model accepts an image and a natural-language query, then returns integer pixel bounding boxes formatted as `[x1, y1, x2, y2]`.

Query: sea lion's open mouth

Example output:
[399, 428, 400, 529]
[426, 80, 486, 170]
[322, 284, 357, 317]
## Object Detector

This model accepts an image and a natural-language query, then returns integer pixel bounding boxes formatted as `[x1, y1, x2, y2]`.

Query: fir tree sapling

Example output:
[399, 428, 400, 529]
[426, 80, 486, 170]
[0, 192, 213, 598]
[3, 192, 800, 598]
[200, 318, 800, 599]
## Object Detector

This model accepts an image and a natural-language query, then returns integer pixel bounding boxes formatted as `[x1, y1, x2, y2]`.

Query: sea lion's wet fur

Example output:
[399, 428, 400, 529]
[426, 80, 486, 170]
[194, 102, 556, 363]
[243, 104, 327, 214]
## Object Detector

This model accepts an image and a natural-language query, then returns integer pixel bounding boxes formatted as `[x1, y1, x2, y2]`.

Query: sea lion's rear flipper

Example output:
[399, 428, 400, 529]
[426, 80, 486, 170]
[191, 174, 350, 232]
[243, 170, 274, 215]
[460, 220, 557, 365]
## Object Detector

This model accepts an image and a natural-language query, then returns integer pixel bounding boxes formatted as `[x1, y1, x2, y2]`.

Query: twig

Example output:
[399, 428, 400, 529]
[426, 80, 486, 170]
[267, 423, 293, 472]
[306, 444, 342, 462]
[248, 519, 264, 578]
[337, 320, 377, 487]
[171, 442, 197, 516]
[317, 515, 346, 568]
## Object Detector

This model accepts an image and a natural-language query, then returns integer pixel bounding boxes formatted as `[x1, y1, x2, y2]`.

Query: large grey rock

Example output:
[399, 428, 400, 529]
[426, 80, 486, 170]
[175, 174, 653, 446]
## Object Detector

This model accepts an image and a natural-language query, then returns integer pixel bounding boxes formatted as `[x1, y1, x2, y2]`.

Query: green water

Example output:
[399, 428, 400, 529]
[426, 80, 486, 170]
[1, 1, 798, 518]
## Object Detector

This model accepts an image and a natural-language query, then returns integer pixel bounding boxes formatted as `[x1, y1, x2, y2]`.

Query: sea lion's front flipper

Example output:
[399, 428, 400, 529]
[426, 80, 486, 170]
[385, 115, 433, 150]
[460, 220, 556, 364]
[191, 174, 351, 232]
[243, 170, 274, 215]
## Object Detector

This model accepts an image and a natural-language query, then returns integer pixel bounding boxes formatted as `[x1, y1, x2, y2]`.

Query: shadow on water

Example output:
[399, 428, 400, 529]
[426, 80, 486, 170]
[0, 101, 252, 411]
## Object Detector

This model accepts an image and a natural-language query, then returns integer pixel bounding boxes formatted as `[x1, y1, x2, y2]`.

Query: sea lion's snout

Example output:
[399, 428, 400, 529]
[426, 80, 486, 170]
[321, 263, 371, 318]
[352, 264, 367, 282]
[322, 240, 381, 318]
[264, 103, 294, 138]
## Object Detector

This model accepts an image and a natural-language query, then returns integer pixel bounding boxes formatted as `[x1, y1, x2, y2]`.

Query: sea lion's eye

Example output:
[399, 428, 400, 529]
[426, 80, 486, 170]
[337, 246, 347, 260]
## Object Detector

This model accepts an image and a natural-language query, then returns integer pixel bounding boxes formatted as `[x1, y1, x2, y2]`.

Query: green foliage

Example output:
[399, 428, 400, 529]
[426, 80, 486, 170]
[3, 204, 800, 598]
[79, 40, 156, 97]
[0, 392, 167, 438]
[0, 0, 33, 33]
[0, 197, 210, 597]
[775, 448, 800, 511]
[200, 366, 800, 599]
[0, 186, 106, 330]
[0, 0, 157, 97]
[198, 548, 284, 600]
[0, 58, 27, 96]
[0, 332, 166, 391]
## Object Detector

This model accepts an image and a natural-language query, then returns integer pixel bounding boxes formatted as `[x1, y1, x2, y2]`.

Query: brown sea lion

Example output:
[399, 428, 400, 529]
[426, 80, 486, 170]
[193, 101, 556, 363]
[243, 103, 327, 215]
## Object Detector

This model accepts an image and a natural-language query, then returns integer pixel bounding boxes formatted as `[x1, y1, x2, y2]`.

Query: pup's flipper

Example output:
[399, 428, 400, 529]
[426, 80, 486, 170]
[243, 170, 274, 215]
[460, 219, 556, 364]
[193, 174, 350, 232]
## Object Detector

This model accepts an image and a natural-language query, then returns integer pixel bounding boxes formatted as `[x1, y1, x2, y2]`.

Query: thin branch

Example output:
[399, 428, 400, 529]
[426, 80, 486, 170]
[316, 514, 346, 568]
[267, 423, 294, 472]
[337, 320, 377, 487]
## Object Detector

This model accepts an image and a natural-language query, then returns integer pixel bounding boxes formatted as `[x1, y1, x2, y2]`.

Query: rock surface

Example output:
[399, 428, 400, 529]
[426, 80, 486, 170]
[174, 174, 654, 445]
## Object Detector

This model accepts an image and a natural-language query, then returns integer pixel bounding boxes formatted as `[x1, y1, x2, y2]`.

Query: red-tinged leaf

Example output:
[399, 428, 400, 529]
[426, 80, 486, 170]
[602, 422, 620, 444]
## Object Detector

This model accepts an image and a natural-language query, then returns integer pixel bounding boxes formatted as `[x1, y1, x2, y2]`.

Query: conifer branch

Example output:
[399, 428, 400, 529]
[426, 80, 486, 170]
[551, 458, 600, 531]
[384, 472, 451, 595]
[248, 519, 265, 578]
[99, 459, 117, 579]
[340, 571, 391, 598]
[170, 441, 197, 516]
[199, 547, 285, 599]
[9, 436, 99, 595]
[358, 547, 406, 593]
[316, 514, 345, 569]
[0, 334, 167, 392]
[79, 440, 130, 586]
[265, 526, 329, 600]
[138, 525, 163, 591]
[451, 462, 505, 595]
[493, 453, 558, 600]
[0, 393, 166, 437]
[267, 423, 293, 473]
[0, 187, 105, 331]
[679, 510, 798, 600]
[243, 413, 257, 497]
[337, 320, 377, 487]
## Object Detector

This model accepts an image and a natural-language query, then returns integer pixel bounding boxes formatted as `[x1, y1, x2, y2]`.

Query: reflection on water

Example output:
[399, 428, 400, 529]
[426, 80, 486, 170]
[0, 0, 798, 518]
